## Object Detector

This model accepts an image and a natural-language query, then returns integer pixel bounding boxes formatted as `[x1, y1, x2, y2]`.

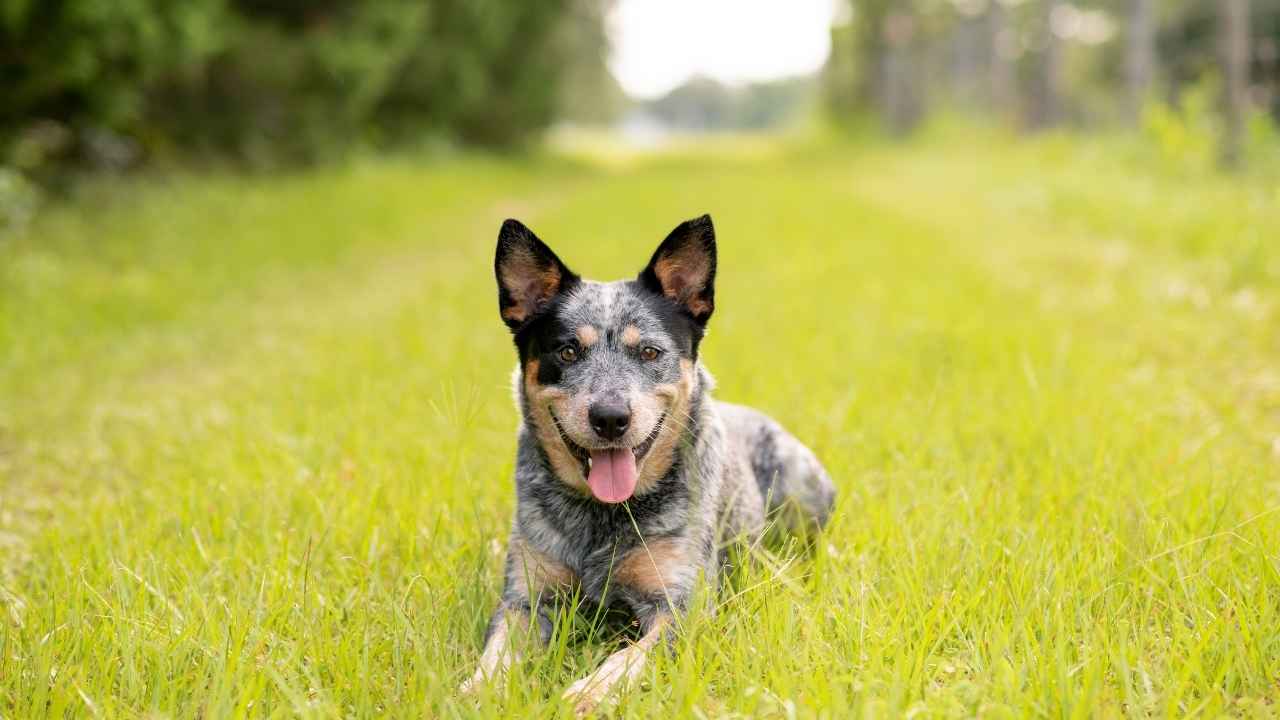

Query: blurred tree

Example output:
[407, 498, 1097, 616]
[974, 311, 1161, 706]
[1219, 0, 1250, 168]
[641, 75, 815, 131]
[374, 0, 573, 147]
[881, 2, 925, 134]
[1028, 0, 1066, 128]
[556, 0, 626, 125]
[821, 0, 1280, 161]
[945, 5, 982, 106]
[1, 0, 611, 173]
[1124, 0, 1157, 124]
[156, 0, 437, 162]
[645, 77, 735, 130]
[824, 0, 925, 135]
[824, 11, 863, 123]
[0, 0, 229, 170]
[987, 0, 1017, 120]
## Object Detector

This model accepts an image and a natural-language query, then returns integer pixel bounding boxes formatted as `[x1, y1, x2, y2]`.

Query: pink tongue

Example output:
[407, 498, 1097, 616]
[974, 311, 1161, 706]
[586, 448, 638, 503]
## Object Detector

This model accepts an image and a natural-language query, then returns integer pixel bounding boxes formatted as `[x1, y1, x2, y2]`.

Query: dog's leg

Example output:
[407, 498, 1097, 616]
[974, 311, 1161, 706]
[463, 536, 572, 694]
[562, 612, 672, 715]
[460, 605, 525, 693]
[460, 602, 550, 694]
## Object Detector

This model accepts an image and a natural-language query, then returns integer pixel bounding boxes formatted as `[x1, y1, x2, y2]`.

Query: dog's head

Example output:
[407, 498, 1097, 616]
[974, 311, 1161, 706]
[495, 215, 716, 504]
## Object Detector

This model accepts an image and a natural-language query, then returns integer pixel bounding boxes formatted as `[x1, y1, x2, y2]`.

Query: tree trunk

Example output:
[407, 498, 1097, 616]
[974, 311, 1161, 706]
[882, 6, 923, 135]
[1219, 0, 1250, 169]
[951, 14, 983, 107]
[1029, 0, 1066, 129]
[857, 1, 886, 110]
[987, 0, 1016, 120]
[1124, 0, 1156, 126]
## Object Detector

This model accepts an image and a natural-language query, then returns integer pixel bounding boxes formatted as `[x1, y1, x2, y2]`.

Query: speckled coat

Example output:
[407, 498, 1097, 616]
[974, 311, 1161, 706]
[463, 215, 835, 713]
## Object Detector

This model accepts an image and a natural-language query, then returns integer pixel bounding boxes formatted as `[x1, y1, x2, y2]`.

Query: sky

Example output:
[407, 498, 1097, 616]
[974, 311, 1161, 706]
[608, 0, 839, 100]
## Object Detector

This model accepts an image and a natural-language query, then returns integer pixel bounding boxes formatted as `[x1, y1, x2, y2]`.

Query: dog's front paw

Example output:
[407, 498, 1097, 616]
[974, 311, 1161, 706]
[562, 676, 613, 716]
[459, 665, 497, 696]
[562, 651, 638, 716]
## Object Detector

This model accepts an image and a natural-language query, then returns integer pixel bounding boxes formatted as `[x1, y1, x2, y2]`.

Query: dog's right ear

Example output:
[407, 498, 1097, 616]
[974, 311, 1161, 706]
[495, 219, 579, 331]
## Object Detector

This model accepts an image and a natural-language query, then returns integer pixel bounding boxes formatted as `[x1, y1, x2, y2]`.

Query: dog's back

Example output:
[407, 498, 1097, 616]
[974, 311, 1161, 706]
[716, 401, 835, 535]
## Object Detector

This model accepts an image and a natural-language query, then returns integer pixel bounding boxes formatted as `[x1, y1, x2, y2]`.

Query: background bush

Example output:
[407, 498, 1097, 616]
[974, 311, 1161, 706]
[0, 0, 610, 174]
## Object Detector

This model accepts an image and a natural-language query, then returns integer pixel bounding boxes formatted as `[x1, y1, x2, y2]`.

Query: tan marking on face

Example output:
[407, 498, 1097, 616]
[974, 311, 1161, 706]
[509, 537, 576, 599]
[635, 358, 697, 494]
[615, 537, 686, 595]
[500, 246, 562, 324]
[562, 614, 672, 714]
[524, 358, 540, 388]
[523, 360, 590, 494]
[576, 325, 599, 347]
[621, 325, 642, 347]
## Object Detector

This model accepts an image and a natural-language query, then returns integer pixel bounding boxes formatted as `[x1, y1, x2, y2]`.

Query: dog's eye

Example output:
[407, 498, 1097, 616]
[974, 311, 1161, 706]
[558, 346, 579, 363]
[640, 346, 661, 362]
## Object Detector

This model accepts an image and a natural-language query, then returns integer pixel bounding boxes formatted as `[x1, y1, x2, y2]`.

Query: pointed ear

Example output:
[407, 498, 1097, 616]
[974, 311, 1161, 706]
[495, 219, 578, 331]
[638, 214, 716, 325]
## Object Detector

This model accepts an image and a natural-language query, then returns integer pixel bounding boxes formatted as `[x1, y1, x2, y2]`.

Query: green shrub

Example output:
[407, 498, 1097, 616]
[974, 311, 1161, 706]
[1, 0, 601, 172]
[0, 0, 229, 159]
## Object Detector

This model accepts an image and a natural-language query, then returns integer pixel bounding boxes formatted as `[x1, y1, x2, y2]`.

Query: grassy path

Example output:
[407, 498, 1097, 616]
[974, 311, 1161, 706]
[1, 136, 1278, 717]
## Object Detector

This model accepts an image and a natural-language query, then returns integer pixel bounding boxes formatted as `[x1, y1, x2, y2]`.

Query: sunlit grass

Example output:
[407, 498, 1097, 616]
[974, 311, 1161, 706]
[1, 133, 1278, 717]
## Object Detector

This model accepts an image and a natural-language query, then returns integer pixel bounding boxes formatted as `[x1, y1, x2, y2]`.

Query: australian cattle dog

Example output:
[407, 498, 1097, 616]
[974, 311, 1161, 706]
[463, 215, 835, 713]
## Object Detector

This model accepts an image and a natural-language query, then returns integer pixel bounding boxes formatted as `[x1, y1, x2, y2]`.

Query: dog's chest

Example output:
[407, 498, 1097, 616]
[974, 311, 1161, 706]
[523, 489, 696, 595]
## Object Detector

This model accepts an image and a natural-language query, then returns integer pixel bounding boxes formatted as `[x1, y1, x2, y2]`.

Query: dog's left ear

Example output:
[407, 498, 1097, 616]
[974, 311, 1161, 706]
[638, 214, 716, 326]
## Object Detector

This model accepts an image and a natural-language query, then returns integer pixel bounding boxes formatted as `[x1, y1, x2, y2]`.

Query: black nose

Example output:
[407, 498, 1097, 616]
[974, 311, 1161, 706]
[588, 398, 631, 441]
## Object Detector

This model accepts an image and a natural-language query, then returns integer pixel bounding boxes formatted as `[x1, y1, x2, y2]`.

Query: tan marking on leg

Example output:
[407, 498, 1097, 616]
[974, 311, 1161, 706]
[615, 537, 686, 595]
[524, 360, 590, 494]
[510, 537, 577, 599]
[635, 359, 696, 494]
[621, 324, 642, 347]
[563, 615, 672, 715]
[461, 608, 527, 694]
[576, 325, 599, 347]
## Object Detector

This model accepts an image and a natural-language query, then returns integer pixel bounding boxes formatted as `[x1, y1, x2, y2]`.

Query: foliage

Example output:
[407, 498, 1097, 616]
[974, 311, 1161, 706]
[0, 0, 608, 170]
[1140, 76, 1221, 174]
[2, 134, 1278, 716]
[825, 0, 1280, 147]
[0, 0, 228, 136]
[639, 76, 817, 131]
[553, 0, 627, 126]
[375, 0, 573, 147]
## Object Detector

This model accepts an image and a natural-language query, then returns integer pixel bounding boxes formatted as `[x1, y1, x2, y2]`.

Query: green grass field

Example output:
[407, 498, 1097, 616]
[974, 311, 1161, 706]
[2, 132, 1279, 718]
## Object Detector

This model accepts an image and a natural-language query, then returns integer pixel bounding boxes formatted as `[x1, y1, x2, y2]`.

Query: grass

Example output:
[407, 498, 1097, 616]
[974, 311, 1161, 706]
[1, 130, 1279, 718]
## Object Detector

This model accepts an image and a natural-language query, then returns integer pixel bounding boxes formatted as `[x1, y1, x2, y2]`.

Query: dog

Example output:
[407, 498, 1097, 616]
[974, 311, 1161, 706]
[463, 214, 835, 713]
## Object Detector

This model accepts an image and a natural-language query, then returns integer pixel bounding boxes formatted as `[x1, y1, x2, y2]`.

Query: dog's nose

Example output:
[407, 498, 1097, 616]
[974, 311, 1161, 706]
[588, 398, 631, 441]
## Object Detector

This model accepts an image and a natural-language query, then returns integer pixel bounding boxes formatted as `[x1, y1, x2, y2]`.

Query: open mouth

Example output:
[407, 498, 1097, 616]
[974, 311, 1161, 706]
[550, 411, 666, 478]
[546, 410, 667, 503]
